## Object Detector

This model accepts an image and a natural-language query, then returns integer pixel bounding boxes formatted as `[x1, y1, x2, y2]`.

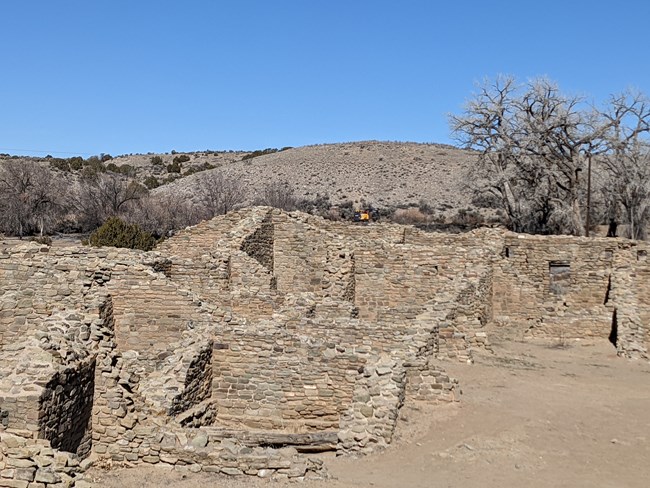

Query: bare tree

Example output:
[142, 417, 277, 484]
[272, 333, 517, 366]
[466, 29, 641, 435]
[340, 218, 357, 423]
[0, 160, 66, 237]
[126, 193, 202, 238]
[253, 180, 298, 211]
[74, 172, 148, 230]
[451, 77, 610, 235]
[601, 91, 650, 239]
[196, 171, 247, 218]
[450, 76, 548, 233]
[515, 79, 609, 235]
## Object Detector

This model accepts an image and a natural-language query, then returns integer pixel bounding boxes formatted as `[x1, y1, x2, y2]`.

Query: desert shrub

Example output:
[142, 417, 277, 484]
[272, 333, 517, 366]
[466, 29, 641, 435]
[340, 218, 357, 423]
[69, 157, 84, 171]
[167, 161, 182, 173]
[30, 235, 52, 246]
[173, 155, 190, 164]
[253, 180, 298, 211]
[417, 199, 435, 215]
[49, 159, 71, 172]
[143, 176, 161, 189]
[126, 194, 202, 239]
[81, 157, 106, 177]
[296, 193, 331, 215]
[337, 200, 356, 220]
[183, 162, 215, 177]
[323, 207, 342, 221]
[150, 156, 164, 166]
[450, 208, 485, 227]
[470, 192, 501, 209]
[162, 175, 180, 184]
[392, 208, 431, 225]
[241, 148, 279, 161]
[88, 217, 156, 251]
[115, 164, 135, 177]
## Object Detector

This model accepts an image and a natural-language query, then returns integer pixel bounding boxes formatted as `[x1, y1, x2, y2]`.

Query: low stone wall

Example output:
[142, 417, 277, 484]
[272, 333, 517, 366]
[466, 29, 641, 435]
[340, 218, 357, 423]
[405, 360, 459, 402]
[338, 355, 406, 454]
[0, 431, 91, 487]
[93, 425, 327, 480]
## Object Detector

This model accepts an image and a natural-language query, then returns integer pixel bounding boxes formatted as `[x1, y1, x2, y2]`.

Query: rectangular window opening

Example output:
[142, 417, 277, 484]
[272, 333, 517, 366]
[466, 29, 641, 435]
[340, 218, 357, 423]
[549, 261, 570, 295]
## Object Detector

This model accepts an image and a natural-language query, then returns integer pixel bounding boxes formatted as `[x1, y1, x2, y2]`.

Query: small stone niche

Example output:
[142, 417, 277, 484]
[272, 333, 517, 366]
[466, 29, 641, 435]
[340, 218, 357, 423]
[638, 250, 648, 262]
[549, 261, 571, 295]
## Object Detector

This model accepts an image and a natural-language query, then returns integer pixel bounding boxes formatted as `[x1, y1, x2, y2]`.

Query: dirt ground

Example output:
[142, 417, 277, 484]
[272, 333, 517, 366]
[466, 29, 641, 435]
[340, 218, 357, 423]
[88, 339, 650, 488]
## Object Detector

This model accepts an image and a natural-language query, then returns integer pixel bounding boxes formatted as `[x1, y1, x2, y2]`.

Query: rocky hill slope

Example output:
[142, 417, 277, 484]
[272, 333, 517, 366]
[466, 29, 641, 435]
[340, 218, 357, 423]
[2, 141, 479, 216]
[110, 141, 477, 211]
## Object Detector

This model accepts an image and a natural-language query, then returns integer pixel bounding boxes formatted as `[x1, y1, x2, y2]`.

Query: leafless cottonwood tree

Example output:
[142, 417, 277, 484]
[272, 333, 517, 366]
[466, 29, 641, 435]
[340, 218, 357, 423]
[515, 80, 609, 235]
[449, 76, 646, 236]
[600, 91, 650, 239]
[197, 171, 247, 218]
[74, 172, 148, 230]
[0, 160, 66, 237]
[449, 76, 533, 232]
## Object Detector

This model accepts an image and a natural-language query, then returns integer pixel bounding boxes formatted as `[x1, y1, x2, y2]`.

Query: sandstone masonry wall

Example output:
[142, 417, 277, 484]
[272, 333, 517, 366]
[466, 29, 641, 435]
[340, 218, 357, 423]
[3, 207, 649, 485]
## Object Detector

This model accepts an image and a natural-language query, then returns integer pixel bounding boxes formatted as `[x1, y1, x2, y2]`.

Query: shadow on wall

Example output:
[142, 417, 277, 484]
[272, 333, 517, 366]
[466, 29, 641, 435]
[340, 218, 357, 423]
[609, 309, 618, 347]
[38, 358, 96, 458]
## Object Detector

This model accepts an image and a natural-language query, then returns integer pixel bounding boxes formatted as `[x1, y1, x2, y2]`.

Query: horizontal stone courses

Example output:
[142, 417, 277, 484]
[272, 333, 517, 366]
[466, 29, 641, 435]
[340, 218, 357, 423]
[2, 207, 648, 482]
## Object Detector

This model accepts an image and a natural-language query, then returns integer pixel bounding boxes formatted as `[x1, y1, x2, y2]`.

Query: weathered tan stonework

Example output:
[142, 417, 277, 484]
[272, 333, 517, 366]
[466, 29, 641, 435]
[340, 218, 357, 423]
[1, 206, 648, 486]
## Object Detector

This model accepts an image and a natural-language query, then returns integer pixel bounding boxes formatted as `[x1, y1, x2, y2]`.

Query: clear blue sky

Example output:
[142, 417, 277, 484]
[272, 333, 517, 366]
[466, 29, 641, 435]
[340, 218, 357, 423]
[1, 0, 648, 157]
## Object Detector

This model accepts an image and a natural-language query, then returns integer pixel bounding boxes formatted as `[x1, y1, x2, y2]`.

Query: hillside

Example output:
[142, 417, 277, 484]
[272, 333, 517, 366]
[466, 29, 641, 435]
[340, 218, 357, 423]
[0, 141, 480, 235]
[146, 141, 477, 211]
[2, 141, 477, 211]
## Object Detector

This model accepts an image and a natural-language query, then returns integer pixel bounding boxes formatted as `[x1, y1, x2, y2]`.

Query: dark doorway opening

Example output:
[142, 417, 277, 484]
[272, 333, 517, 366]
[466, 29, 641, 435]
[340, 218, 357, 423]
[609, 309, 618, 347]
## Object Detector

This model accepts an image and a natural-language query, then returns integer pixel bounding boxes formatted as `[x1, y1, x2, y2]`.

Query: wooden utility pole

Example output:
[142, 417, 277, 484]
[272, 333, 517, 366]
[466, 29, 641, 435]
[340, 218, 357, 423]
[586, 151, 592, 237]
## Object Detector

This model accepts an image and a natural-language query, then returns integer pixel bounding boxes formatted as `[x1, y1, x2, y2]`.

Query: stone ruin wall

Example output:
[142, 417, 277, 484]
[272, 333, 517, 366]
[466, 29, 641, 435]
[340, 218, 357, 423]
[2, 207, 650, 486]
[490, 234, 649, 358]
[109, 270, 214, 362]
[607, 244, 650, 359]
[492, 235, 614, 338]
[211, 323, 361, 432]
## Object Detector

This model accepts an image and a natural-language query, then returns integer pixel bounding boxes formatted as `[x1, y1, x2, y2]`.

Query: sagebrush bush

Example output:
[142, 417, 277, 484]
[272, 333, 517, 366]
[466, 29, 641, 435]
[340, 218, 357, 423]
[31, 235, 52, 245]
[450, 208, 485, 227]
[241, 148, 279, 161]
[88, 217, 157, 251]
[49, 159, 71, 172]
[392, 208, 431, 225]
[167, 161, 182, 173]
[144, 176, 161, 189]
[173, 155, 190, 164]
